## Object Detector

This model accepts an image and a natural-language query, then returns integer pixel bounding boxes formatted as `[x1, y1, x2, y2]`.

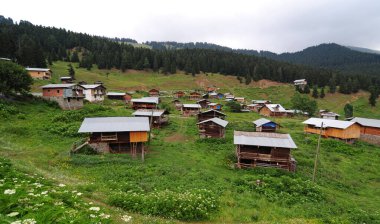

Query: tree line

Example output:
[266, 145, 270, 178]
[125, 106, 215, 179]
[0, 16, 379, 95]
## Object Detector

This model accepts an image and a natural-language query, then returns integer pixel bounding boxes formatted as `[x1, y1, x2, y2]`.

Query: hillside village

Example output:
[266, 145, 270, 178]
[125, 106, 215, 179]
[1, 57, 380, 223]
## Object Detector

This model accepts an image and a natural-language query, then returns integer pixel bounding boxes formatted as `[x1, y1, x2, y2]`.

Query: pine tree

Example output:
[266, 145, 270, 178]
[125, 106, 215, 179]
[320, 87, 325, 98]
[67, 64, 75, 80]
[344, 103, 353, 118]
[312, 85, 319, 98]
[71, 51, 79, 62]
[369, 86, 378, 106]
[143, 57, 150, 70]
[245, 75, 251, 85]
[153, 56, 159, 72]
[328, 77, 336, 93]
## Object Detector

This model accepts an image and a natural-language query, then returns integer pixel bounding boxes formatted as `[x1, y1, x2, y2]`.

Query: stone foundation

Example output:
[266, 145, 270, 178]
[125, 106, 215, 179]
[43, 96, 83, 110]
[360, 134, 380, 146]
[88, 142, 110, 153]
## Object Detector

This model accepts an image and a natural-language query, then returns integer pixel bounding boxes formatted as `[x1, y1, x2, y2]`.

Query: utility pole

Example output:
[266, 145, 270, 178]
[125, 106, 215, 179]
[313, 122, 323, 182]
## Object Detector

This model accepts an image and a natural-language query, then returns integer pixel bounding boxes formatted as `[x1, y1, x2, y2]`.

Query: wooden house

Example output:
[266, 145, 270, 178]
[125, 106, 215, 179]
[303, 118, 360, 142]
[131, 97, 159, 110]
[181, 104, 201, 116]
[173, 91, 185, 98]
[350, 117, 380, 145]
[60, 76, 73, 83]
[253, 118, 280, 132]
[247, 104, 263, 112]
[285, 109, 309, 117]
[197, 118, 228, 138]
[149, 89, 160, 97]
[197, 99, 211, 109]
[259, 104, 287, 117]
[26, 68, 52, 80]
[107, 92, 126, 100]
[41, 84, 84, 110]
[252, 100, 271, 105]
[77, 117, 150, 156]
[206, 86, 217, 93]
[81, 84, 106, 102]
[189, 92, 202, 100]
[294, 79, 307, 90]
[207, 103, 222, 111]
[234, 131, 297, 171]
[319, 110, 340, 120]
[197, 109, 226, 122]
[172, 99, 182, 110]
[132, 109, 169, 128]
[235, 97, 245, 103]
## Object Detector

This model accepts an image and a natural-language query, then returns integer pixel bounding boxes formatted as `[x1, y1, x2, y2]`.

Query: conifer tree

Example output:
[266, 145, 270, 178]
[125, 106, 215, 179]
[312, 85, 319, 98]
[320, 87, 325, 98]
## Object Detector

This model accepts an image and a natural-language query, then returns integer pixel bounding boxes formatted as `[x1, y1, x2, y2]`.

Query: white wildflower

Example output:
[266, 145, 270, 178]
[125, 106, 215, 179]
[90, 214, 97, 218]
[22, 218, 37, 224]
[89, 207, 100, 212]
[100, 213, 111, 219]
[41, 191, 48, 195]
[7, 212, 19, 217]
[4, 189, 16, 195]
[10, 221, 22, 224]
[121, 215, 132, 223]
[58, 183, 66, 187]
[77, 192, 82, 196]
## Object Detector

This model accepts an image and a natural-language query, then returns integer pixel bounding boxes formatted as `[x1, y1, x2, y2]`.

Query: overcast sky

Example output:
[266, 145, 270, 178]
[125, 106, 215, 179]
[1, 0, 380, 53]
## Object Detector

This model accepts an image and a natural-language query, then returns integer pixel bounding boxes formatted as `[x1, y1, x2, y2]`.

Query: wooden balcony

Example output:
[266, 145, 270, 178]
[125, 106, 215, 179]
[238, 152, 290, 163]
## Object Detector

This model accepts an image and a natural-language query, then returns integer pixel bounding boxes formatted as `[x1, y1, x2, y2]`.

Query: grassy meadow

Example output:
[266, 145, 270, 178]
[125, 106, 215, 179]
[1, 61, 380, 223]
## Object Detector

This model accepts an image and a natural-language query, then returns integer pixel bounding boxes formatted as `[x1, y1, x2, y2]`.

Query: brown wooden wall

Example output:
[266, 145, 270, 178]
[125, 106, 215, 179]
[130, 131, 148, 142]
[304, 123, 361, 139]
[360, 126, 380, 136]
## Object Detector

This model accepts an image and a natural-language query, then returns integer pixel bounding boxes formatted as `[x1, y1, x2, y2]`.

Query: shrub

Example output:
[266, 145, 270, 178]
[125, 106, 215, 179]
[109, 189, 219, 221]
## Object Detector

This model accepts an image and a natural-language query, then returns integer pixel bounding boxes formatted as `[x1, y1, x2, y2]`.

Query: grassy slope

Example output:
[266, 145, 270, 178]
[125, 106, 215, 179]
[1, 61, 379, 223]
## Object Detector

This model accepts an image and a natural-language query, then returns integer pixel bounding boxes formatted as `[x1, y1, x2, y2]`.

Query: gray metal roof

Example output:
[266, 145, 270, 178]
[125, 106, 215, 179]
[132, 109, 165, 117]
[252, 100, 271, 104]
[351, 117, 380, 128]
[107, 92, 126, 96]
[131, 97, 159, 104]
[198, 109, 226, 116]
[303, 118, 355, 129]
[197, 117, 229, 127]
[41, 84, 76, 88]
[26, 68, 51, 72]
[253, 118, 274, 127]
[60, 76, 72, 79]
[183, 104, 201, 108]
[78, 117, 150, 133]
[234, 131, 297, 148]
[81, 84, 103, 89]
[264, 104, 286, 112]
[294, 79, 306, 82]
[320, 112, 340, 117]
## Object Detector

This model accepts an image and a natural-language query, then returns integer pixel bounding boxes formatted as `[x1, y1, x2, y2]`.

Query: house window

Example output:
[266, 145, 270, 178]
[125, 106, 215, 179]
[68, 98, 71, 102]
[57, 90, 60, 93]
[48, 89, 50, 92]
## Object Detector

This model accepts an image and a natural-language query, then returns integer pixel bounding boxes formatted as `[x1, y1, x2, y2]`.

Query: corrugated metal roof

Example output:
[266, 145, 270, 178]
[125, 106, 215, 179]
[107, 92, 126, 96]
[81, 84, 103, 89]
[26, 68, 51, 72]
[234, 131, 297, 148]
[265, 104, 286, 112]
[320, 112, 340, 117]
[252, 100, 271, 104]
[253, 118, 273, 127]
[208, 103, 220, 106]
[198, 109, 226, 116]
[183, 104, 201, 108]
[132, 109, 165, 117]
[294, 79, 306, 82]
[197, 117, 229, 127]
[78, 117, 150, 133]
[60, 76, 72, 79]
[302, 118, 355, 129]
[131, 97, 159, 104]
[41, 84, 76, 88]
[351, 117, 380, 128]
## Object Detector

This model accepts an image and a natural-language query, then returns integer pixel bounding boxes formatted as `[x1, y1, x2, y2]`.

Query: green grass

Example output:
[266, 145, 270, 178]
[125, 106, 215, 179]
[2, 62, 380, 223]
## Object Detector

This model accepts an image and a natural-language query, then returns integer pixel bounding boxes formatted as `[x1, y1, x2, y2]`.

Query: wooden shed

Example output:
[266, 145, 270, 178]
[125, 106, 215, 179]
[197, 99, 211, 109]
[76, 117, 150, 157]
[131, 97, 159, 110]
[350, 117, 380, 136]
[303, 118, 360, 142]
[149, 89, 160, 97]
[235, 97, 245, 103]
[197, 118, 228, 138]
[132, 109, 169, 128]
[319, 110, 340, 120]
[197, 109, 226, 122]
[26, 68, 52, 80]
[253, 118, 280, 132]
[173, 91, 185, 98]
[189, 92, 202, 100]
[207, 103, 223, 111]
[247, 104, 263, 112]
[60, 76, 73, 83]
[259, 104, 287, 117]
[234, 131, 297, 171]
[181, 104, 201, 116]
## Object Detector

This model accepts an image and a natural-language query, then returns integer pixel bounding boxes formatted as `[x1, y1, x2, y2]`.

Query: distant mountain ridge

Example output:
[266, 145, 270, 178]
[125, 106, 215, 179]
[143, 41, 380, 76]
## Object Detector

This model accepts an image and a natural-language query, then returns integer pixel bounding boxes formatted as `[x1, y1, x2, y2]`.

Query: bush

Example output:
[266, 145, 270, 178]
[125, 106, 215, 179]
[109, 189, 219, 221]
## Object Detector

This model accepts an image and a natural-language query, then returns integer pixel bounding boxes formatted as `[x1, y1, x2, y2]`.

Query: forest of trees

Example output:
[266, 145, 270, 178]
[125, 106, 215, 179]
[1, 15, 380, 92]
